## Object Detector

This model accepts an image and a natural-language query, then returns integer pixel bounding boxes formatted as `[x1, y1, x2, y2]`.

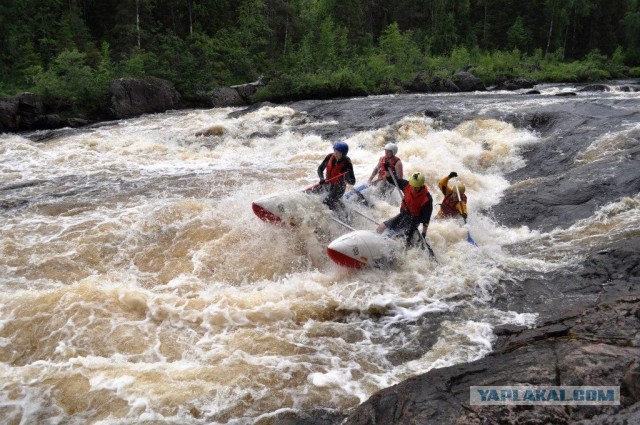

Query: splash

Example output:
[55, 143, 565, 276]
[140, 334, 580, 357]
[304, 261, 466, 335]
[5, 95, 632, 424]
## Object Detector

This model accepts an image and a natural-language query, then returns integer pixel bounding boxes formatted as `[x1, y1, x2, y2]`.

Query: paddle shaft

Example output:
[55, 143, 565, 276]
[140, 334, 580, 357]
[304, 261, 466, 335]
[303, 172, 347, 193]
[454, 177, 477, 246]
[351, 209, 380, 225]
[454, 177, 465, 224]
[330, 216, 357, 231]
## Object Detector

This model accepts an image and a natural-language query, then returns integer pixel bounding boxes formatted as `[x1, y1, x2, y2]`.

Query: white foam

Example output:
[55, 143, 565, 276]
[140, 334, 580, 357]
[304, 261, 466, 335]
[2, 96, 635, 423]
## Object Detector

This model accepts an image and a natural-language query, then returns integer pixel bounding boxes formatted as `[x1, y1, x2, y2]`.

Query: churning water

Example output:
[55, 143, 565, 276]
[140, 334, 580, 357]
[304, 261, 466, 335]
[1, 86, 639, 424]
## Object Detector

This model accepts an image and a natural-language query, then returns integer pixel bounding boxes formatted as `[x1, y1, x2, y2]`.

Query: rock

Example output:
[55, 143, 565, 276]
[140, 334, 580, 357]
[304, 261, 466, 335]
[579, 84, 610, 92]
[210, 87, 246, 107]
[493, 78, 536, 91]
[0, 97, 19, 132]
[0, 93, 71, 132]
[452, 71, 486, 92]
[195, 125, 225, 137]
[344, 295, 640, 425]
[67, 118, 90, 128]
[109, 76, 182, 119]
[619, 85, 640, 92]
[408, 72, 459, 93]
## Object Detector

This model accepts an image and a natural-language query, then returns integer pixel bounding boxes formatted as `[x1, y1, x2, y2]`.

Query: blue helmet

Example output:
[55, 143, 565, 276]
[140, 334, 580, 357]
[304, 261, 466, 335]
[333, 141, 349, 155]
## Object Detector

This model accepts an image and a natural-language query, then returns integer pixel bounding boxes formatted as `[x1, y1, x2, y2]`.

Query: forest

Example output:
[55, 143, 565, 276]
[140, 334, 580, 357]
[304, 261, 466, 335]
[1, 0, 639, 113]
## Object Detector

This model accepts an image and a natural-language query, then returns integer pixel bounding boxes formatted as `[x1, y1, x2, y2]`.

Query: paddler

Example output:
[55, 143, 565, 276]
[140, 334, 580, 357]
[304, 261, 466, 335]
[316, 140, 356, 216]
[436, 171, 468, 221]
[376, 172, 433, 247]
[367, 143, 403, 196]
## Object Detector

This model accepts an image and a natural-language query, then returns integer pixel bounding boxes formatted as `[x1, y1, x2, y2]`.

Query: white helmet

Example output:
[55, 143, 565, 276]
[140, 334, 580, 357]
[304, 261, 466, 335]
[384, 143, 398, 155]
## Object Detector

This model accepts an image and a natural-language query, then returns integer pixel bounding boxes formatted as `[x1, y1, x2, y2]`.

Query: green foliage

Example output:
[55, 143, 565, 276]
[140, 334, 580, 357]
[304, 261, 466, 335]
[27, 49, 108, 111]
[2, 0, 640, 116]
[378, 22, 422, 78]
[507, 17, 532, 52]
[471, 50, 524, 82]
[119, 49, 160, 78]
[449, 47, 473, 72]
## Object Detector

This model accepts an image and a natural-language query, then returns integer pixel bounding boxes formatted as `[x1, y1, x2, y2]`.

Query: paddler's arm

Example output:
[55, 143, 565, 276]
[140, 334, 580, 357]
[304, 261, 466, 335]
[394, 159, 404, 181]
[439, 172, 456, 196]
[420, 193, 433, 237]
[317, 154, 331, 182]
[344, 159, 356, 185]
[368, 163, 379, 183]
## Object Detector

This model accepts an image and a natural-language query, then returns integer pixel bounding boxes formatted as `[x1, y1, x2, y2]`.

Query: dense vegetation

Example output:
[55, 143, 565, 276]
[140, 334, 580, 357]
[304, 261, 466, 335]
[1, 0, 639, 112]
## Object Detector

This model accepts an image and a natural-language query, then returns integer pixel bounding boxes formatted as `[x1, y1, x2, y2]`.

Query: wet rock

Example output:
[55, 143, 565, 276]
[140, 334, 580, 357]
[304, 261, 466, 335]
[494, 102, 640, 231]
[210, 87, 246, 107]
[344, 295, 640, 425]
[579, 84, 611, 92]
[109, 76, 182, 118]
[493, 78, 536, 91]
[619, 85, 640, 92]
[493, 236, 640, 318]
[256, 408, 345, 425]
[407, 72, 459, 93]
[452, 71, 486, 92]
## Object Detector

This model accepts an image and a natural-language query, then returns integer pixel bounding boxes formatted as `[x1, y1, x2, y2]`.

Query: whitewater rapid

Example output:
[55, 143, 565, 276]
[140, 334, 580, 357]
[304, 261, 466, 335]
[1, 86, 638, 424]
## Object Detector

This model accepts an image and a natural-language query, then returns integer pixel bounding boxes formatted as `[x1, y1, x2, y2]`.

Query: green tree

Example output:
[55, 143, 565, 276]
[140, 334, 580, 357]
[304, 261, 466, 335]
[379, 22, 421, 76]
[28, 49, 107, 111]
[507, 16, 532, 52]
[621, 4, 640, 65]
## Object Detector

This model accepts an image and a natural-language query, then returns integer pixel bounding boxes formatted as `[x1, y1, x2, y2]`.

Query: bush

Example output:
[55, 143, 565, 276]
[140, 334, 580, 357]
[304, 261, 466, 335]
[27, 49, 108, 112]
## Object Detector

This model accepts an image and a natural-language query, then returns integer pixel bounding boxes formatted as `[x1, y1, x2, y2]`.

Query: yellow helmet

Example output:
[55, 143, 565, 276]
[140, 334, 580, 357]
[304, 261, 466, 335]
[409, 172, 425, 188]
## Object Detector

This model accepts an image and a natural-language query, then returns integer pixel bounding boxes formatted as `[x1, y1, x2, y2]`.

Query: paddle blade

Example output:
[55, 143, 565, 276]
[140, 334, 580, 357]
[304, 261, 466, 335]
[467, 231, 478, 246]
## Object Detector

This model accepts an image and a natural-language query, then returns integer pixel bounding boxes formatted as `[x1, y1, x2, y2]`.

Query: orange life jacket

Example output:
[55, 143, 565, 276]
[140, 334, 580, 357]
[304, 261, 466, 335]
[325, 154, 347, 185]
[377, 156, 400, 180]
[401, 185, 429, 216]
[440, 191, 466, 217]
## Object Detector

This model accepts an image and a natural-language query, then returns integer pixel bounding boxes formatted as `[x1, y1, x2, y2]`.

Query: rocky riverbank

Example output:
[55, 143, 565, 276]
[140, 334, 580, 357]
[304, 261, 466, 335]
[4, 72, 637, 134]
[342, 93, 640, 424]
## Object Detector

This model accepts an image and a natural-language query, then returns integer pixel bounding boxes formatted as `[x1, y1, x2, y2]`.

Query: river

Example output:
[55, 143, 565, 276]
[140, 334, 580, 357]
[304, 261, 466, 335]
[1, 83, 639, 424]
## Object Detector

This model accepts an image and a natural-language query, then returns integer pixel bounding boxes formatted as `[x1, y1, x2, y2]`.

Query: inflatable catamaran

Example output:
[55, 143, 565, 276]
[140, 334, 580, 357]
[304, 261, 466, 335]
[326, 230, 402, 268]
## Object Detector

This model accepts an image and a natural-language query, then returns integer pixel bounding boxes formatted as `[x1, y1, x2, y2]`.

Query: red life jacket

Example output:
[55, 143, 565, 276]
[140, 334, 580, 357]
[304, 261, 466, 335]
[440, 191, 466, 217]
[401, 185, 429, 216]
[325, 154, 346, 185]
[377, 156, 400, 180]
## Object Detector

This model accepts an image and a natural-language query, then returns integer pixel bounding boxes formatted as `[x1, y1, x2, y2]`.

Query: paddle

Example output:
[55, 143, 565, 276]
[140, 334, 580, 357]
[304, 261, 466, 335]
[303, 172, 348, 193]
[330, 216, 357, 231]
[454, 178, 477, 246]
[350, 208, 379, 225]
[388, 172, 437, 262]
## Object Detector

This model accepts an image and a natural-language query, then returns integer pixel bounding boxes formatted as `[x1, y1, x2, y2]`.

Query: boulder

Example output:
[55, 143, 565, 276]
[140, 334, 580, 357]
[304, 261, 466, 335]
[210, 87, 246, 107]
[452, 71, 486, 92]
[109, 76, 182, 119]
[0, 97, 19, 132]
[493, 78, 536, 91]
[408, 72, 459, 93]
[0, 93, 60, 132]
[579, 84, 610, 92]
[210, 76, 266, 107]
